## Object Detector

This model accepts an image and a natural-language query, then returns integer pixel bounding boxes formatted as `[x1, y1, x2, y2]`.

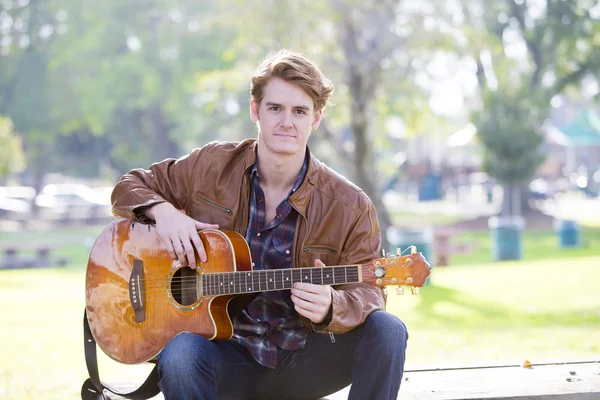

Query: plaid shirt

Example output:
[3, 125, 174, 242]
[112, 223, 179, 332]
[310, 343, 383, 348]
[231, 156, 309, 368]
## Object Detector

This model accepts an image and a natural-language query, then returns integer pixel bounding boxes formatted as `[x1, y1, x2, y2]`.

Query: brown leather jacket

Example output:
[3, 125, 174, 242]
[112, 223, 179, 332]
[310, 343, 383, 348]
[111, 138, 386, 334]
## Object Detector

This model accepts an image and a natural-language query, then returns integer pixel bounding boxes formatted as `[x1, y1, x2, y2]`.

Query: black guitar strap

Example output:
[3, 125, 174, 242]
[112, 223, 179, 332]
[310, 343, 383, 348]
[81, 310, 161, 400]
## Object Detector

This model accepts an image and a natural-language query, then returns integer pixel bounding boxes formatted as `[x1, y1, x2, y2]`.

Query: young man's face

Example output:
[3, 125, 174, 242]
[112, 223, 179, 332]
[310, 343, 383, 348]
[251, 77, 322, 157]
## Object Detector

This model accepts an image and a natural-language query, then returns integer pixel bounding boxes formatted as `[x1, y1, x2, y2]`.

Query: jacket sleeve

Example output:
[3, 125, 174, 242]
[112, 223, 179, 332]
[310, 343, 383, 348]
[111, 148, 204, 223]
[314, 200, 387, 334]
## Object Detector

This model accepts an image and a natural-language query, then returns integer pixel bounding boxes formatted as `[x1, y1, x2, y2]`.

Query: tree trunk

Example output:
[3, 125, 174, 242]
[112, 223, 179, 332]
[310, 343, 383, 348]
[150, 103, 179, 160]
[348, 84, 393, 253]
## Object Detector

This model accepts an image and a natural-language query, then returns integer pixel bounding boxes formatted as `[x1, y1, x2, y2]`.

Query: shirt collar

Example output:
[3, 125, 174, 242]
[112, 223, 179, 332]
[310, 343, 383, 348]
[250, 151, 309, 195]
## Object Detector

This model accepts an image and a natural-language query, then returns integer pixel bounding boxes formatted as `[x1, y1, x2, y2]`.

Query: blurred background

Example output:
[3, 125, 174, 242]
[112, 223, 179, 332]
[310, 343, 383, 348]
[1, 0, 599, 399]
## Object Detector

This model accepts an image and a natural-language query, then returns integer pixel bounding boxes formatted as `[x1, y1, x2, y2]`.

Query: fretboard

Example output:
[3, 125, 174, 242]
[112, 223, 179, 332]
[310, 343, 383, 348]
[202, 265, 361, 296]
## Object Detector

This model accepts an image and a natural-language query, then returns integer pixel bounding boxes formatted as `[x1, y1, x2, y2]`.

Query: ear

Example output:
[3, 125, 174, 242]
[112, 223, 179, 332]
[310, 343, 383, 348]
[312, 109, 323, 130]
[250, 100, 259, 123]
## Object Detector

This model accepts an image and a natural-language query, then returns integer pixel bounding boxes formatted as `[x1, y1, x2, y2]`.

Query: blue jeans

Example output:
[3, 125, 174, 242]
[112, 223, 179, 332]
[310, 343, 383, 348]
[157, 311, 408, 400]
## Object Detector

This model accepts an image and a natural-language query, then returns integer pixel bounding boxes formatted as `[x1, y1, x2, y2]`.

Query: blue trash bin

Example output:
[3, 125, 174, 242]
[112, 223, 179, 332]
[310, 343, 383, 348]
[418, 173, 442, 202]
[488, 216, 524, 261]
[553, 219, 580, 248]
[387, 227, 434, 285]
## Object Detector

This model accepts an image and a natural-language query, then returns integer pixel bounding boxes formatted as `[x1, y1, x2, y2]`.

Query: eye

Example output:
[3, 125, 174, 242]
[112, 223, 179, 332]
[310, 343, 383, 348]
[268, 106, 280, 112]
[295, 109, 307, 115]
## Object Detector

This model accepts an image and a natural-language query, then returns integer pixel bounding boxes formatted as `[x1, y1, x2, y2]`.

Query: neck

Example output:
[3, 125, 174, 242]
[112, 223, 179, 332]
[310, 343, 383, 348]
[256, 145, 306, 191]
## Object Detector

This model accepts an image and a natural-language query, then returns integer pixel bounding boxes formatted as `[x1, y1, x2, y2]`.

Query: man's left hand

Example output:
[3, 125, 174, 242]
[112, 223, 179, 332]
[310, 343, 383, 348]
[290, 259, 333, 324]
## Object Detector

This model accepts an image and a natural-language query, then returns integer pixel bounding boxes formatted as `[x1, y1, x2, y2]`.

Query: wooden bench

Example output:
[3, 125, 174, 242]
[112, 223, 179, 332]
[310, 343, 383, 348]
[109, 360, 600, 399]
[0, 244, 67, 269]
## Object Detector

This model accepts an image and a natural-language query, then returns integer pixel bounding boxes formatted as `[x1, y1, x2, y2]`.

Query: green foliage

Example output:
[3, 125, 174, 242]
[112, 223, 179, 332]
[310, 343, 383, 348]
[0, 116, 26, 177]
[472, 88, 545, 185]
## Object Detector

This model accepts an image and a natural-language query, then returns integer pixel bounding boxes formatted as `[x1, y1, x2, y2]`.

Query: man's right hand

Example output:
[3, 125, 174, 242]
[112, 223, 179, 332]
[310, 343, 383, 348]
[146, 202, 219, 268]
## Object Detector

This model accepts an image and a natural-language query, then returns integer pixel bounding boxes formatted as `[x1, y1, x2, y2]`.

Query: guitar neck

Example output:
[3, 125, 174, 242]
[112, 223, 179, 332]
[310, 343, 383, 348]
[202, 265, 361, 296]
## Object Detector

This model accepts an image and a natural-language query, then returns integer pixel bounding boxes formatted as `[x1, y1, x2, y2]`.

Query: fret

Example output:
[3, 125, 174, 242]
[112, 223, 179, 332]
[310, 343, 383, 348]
[266, 270, 275, 291]
[202, 274, 208, 296]
[207, 274, 213, 296]
[259, 270, 267, 292]
[292, 268, 301, 285]
[243, 271, 250, 292]
[236, 271, 242, 294]
[316, 268, 323, 285]
[303, 268, 311, 283]
[310, 268, 313, 284]
[275, 269, 283, 290]
[252, 270, 259, 293]
[334, 267, 345, 284]
[322, 267, 334, 285]
[283, 269, 292, 289]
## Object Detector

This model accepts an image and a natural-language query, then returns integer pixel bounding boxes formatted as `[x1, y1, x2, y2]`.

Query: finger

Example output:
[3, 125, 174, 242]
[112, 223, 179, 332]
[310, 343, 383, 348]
[182, 239, 197, 269]
[291, 294, 320, 312]
[293, 282, 329, 295]
[292, 299, 327, 322]
[170, 238, 187, 266]
[190, 233, 207, 264]
[294, 304, 319, 321]
[291, 287, 323, 304]
[196, 222, 220, 231]
[163, 238, 176, 260]
[314, 259, 326, 267]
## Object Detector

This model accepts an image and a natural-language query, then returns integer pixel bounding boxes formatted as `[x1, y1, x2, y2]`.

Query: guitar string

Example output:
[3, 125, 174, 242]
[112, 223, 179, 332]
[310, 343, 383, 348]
[133, 276, 361, 290]
[135, 271, 359, 293]
[134, 271, 360, 291]
[127, 267, 361, 283]
[135, 278, 362, 295]
[138, 272, 361, 288]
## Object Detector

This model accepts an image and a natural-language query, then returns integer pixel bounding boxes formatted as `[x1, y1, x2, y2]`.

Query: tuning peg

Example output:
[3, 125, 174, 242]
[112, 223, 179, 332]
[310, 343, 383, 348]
[396, 287, 404, 295]
[397, 248, 401, 257]
[411, 245, 417, 254]
[381, 249, 386, 258]
[383, 287, 388, 296]
[411, 287, 419, 295]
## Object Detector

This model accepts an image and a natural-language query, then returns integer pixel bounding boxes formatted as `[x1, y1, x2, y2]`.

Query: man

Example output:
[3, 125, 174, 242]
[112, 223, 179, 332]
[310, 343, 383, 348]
[111, 49, 407, 400]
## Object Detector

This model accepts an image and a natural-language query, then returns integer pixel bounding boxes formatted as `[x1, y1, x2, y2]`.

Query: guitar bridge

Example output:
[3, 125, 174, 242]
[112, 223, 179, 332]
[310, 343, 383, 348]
[129, 259, 146, 323]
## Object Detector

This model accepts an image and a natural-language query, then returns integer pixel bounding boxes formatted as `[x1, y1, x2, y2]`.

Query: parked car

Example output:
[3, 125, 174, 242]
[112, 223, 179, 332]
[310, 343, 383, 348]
[0, 186, 36, 219]
[35, 184, 112, 219]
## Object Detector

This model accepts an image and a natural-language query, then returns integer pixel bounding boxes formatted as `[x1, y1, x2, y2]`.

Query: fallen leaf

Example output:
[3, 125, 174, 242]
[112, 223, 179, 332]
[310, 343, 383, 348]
[523, 360, 532, 368]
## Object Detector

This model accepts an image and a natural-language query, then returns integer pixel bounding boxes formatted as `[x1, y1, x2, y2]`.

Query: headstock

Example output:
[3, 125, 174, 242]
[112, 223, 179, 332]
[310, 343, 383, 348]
[361, 246, 431, 295]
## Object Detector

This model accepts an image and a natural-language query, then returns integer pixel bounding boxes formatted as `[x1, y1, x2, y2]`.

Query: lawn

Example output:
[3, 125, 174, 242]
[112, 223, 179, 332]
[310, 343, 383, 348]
[0, 224, 599, 399]
[450, 227, 600, 265]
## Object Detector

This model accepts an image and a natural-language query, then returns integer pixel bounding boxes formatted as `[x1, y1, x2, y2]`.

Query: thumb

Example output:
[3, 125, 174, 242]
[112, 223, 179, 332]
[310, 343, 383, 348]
[314, 259, 326, 267]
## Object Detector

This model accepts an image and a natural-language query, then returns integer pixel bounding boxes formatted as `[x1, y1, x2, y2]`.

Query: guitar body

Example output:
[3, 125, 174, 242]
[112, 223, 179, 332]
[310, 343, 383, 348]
[85, 219, 252, 364]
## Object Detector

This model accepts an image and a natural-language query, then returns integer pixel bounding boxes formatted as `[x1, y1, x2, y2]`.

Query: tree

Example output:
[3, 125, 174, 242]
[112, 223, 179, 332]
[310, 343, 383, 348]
[461, 0, 600, 215]
[0, 116, 25, 180]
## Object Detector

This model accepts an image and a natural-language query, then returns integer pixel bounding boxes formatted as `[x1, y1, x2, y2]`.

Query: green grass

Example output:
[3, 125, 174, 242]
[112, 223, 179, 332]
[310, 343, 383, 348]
[450, 227, 600, 265]
[1, 224, 599, 399]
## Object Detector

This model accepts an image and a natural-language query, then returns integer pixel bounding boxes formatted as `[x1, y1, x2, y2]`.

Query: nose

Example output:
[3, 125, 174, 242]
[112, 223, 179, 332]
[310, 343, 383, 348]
[280, 111, 293, 129]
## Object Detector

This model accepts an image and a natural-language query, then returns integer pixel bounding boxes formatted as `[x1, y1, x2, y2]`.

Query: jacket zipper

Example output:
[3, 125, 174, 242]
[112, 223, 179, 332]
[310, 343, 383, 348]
[195, 195, 233, 215]
[329, 331, 336, 343]
[304, 246, 338, 255]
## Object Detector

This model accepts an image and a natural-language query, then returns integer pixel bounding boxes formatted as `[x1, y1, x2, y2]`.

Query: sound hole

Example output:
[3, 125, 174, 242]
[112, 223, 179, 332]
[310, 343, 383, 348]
[170, 267, 200, 306]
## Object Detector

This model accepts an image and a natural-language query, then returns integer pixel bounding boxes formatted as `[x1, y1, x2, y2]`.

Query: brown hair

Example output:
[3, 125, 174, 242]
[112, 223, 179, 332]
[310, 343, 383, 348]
[250, 49, 334, 111]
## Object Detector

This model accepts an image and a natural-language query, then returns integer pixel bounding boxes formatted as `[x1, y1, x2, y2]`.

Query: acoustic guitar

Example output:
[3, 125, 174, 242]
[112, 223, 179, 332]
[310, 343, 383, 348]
[85, 218, 431, 364]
